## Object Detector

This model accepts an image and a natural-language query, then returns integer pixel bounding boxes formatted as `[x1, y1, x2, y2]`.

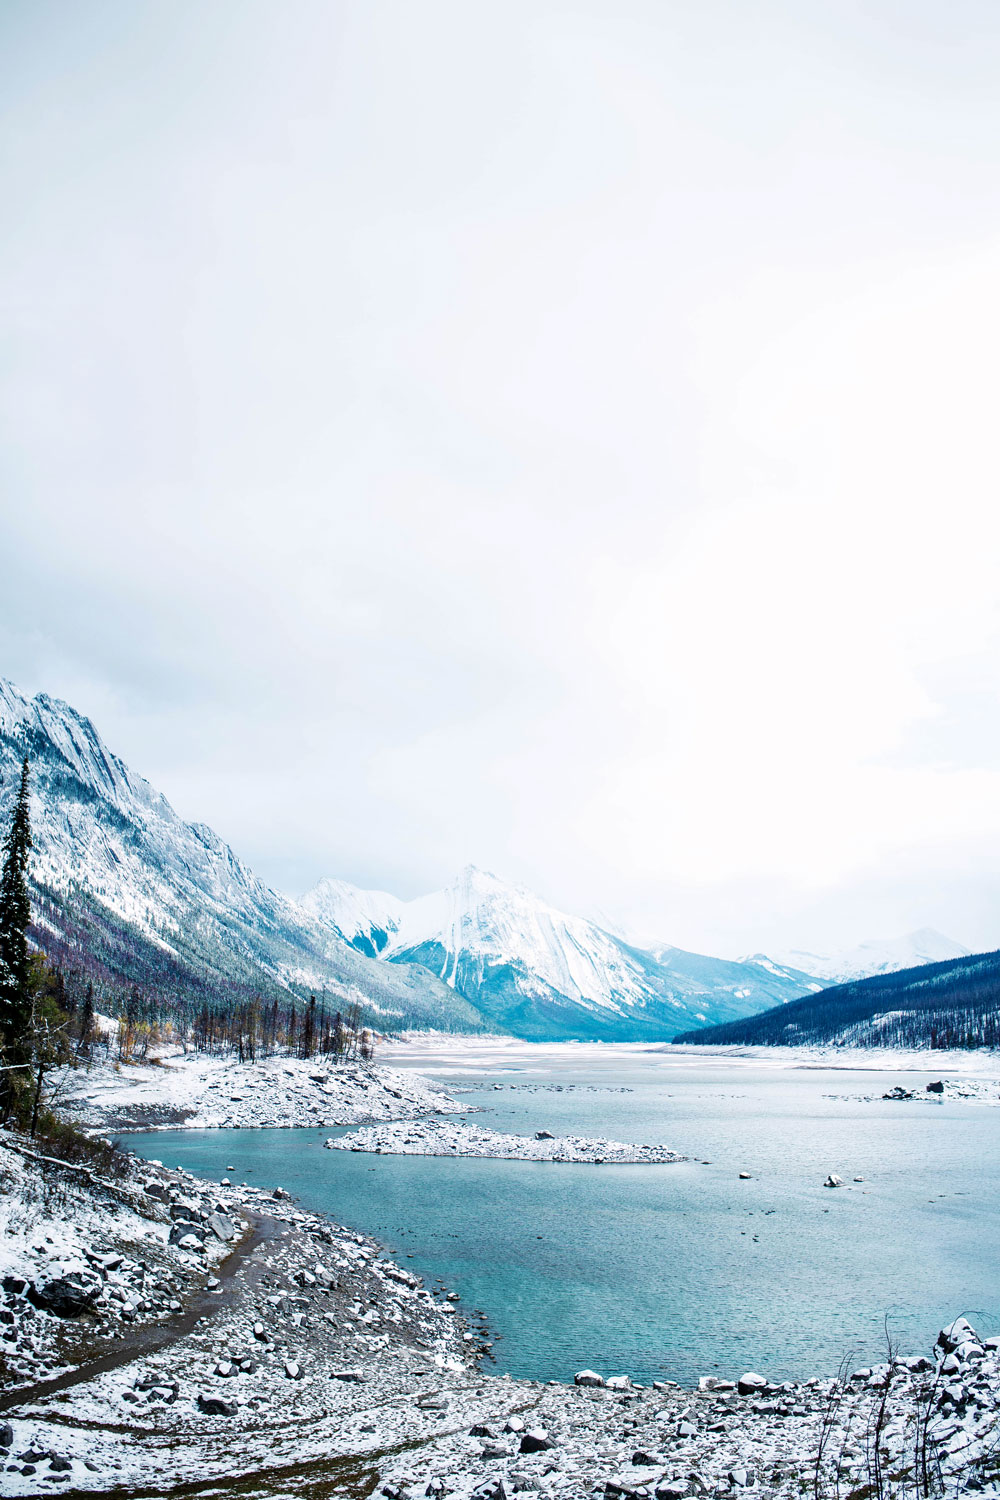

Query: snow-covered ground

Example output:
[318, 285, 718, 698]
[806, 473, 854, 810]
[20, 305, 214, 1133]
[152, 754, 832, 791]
[59, 1048, 467, 1132]
[325, 1117, 684, 1163]
[0, 1128, 996, 1497]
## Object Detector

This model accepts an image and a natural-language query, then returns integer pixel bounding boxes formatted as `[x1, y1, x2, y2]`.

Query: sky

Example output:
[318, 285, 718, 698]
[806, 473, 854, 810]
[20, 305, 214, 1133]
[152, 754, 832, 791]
[2, 0, 1000, 960]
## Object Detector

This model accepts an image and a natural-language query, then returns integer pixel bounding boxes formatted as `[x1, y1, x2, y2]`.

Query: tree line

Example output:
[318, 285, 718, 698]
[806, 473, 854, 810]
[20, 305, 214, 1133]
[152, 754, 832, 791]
[673, 950, 1000, 1049]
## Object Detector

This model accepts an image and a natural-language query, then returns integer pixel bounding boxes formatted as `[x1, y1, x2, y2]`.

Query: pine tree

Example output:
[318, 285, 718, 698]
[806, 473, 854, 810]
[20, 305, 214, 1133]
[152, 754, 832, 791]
[78, 982, 95, 1059]
[0, 757, 33, 1096]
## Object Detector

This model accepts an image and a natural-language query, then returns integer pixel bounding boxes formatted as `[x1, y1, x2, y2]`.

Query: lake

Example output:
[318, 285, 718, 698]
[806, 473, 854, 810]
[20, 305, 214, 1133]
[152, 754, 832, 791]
[124, 1043, 1000, 1389]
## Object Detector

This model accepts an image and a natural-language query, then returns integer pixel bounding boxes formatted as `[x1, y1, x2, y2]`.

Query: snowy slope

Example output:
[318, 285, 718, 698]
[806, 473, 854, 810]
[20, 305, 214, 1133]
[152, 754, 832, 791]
[775, 928, 970, 985]
[0, 678, 481, 1032]
[299, 877, 404, 958]
[305, 865, 819, 1040]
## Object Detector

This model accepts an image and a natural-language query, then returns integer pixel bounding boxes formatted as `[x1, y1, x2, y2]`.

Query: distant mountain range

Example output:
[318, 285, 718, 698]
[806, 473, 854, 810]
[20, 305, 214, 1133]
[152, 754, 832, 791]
[673, 949, 1000, 1050]
[303, 866, 821, 1040]
[772, 928, 969, 984]
[0, 674, 976, 1042]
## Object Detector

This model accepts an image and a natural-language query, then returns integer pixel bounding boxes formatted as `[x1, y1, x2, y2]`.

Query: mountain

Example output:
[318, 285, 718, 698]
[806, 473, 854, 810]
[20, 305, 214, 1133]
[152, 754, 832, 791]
[0, 678, 482, 1032]
[774, 928, 970, 985]
[304, 865, 820, 1041]
[672, 949, 1000, 1049]
[299, 877, 404, 958]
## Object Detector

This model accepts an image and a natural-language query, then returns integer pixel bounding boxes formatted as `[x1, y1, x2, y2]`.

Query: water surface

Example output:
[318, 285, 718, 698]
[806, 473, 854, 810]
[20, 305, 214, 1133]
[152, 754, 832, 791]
[125, 1046, 1000, 1387]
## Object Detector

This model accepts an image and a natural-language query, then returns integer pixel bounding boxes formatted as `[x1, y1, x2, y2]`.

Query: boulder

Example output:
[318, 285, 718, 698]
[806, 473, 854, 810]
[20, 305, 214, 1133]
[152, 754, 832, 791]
[0, 1422, 13, 1449]
[575, 1370, 605, 1386]
[519, 1428, 553, 1453]
[938, 1317, 979, 1353]
[168, 1222, 204, 1246]
[2, 1276, 27, 1297]
[823, 1175, 843, 1188]
[632, 1450, 661, 1465]
[283, 1360, 302, 1380]
[197, 1394, 237, 1417]
[926, 1080, 944, 1093]
[28, 1277, 99, 1318]
[207, 1213, 236, 1242]
[737, 1372, 768, 1396]
[535, 1131, 555, 1140]
[606, 1375, 631, 1391]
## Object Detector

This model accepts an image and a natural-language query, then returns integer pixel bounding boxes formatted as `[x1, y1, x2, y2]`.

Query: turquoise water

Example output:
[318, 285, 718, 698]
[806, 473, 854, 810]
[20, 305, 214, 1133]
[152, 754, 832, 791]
[124, 1048, 1000, 1388]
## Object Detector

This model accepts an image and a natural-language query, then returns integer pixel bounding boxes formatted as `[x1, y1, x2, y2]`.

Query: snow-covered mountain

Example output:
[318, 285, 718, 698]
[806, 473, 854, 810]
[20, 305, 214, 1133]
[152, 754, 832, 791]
[299, 877, 404, 958]
[0, 678, 481, 1032]
[304, 865, 820, 1040]
[775, 928, 970, 985]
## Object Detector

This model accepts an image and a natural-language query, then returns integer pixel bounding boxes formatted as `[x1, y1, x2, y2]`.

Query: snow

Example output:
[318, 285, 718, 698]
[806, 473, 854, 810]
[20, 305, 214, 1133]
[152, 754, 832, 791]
[299, 877, 404, 948]
[777, 927, 971, 984]
[59, 1049, 468, 1132]
[325, 1117, 684, 1163]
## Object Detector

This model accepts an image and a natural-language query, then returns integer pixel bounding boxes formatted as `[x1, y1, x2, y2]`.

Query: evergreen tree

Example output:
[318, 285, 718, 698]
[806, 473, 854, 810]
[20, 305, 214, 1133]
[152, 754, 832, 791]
[0, 757, 33, 1105]
[78, 982, 95, 1059]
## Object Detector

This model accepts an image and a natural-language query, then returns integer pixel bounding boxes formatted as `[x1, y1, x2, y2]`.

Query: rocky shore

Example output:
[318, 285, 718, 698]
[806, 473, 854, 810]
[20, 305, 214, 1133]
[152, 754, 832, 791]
[59, 1050, 467, 1132]
[1, 1128, 996, 1498]
[325, 1117, 685, 1164]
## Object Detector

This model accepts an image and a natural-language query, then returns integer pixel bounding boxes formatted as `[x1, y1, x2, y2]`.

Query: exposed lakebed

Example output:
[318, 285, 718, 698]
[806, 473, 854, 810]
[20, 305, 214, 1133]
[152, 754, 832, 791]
[124, 1045, 1000, 1389]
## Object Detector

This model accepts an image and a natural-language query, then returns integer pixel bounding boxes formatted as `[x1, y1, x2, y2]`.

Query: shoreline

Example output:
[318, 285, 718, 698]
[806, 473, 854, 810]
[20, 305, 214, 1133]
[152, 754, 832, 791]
[1, 1128, 996, 1497]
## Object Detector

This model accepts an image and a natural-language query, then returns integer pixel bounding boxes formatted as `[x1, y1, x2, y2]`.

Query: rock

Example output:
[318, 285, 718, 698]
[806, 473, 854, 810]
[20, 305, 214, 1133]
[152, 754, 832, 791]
[330, 1369, 363, 1381]
[0, 1423, 12, 1449]
[49, 1458, 73, 1473]
[606, 1374, 631, 1390]
[655, 1484, 690, 1500]
[738, 1172, 752, 1179]
[727, 1470, 755, 1488]
[417, 1395, 449, 1411]
[28, 1277, 99, 1318]
[938, 1317, 979, 1352]
[677, 1422, 696, 1438]
[519, 1428, 553, 1453]
[926, 1080, 944, 1093]
[197, 1394, 238, 1416]
[271, 1187, 291, 1200]
[144, 1182, 168, 1200]
[284, 1360, 302, 1379]
[575, 1369, 605, 1386]
[737, 1372, 768, 1395]
[632, 1450, 661, 1465]
[1, 1276, 26, 1297]
[168, 1222, 204, 1246]
[823, 1175, 843, 1188]
[882, 1087, 913, 1101]
[469, 1424, 496, 1438]
[207, 1213, 236, 1242]
[535, 1131, 555, 1140]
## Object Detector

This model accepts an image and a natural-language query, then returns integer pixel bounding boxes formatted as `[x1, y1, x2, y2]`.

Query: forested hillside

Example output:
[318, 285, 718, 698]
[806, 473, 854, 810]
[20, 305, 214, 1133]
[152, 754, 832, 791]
[673, 949, 1000, 1048]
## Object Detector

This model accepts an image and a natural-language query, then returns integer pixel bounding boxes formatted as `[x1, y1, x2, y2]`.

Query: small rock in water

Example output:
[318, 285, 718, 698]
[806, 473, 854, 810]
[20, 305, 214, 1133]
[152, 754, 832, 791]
[823, 1174, 843, 1188]
[738, 1172, 752, 1180]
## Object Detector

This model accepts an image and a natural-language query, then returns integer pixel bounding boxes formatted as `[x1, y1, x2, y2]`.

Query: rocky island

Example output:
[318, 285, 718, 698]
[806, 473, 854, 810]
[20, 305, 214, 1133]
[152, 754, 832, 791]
[325, 1117, 685, 1163]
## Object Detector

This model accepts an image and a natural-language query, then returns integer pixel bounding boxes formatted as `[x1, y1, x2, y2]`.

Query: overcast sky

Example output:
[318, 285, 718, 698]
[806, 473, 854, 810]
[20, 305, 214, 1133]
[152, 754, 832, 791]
[3, 0, 1000, 958]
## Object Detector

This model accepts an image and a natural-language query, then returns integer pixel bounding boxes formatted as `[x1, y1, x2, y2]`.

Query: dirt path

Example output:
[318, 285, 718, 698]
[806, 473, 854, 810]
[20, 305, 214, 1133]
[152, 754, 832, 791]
[0, 1214, 282, 1415]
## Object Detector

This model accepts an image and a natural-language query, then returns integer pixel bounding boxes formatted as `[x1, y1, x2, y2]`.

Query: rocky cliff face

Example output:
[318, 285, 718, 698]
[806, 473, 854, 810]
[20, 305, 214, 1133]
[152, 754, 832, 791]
[0, 678, 480, 1031]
